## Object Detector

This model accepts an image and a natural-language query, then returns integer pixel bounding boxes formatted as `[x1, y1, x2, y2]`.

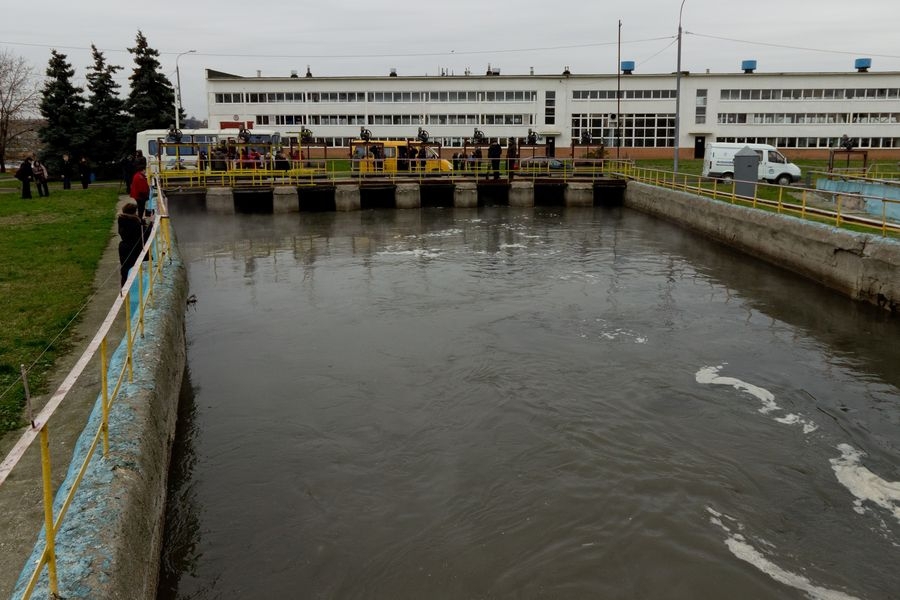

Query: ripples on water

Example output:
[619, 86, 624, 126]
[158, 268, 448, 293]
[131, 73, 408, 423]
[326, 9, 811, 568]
[158, 207, 900, 600]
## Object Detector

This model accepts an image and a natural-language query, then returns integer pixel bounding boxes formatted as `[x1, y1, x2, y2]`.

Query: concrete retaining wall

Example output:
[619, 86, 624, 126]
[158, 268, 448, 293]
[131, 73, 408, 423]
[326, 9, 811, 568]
[509, 182, 535, 207]
[625, 182, 900, 311]
[273, 186, 299, 213]
[14, 246, 189, 599]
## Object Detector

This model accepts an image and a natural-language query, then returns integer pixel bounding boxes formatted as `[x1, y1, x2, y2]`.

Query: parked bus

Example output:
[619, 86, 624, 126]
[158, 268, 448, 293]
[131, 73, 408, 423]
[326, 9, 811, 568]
[135, 128, 220, 173]
[350, 139, 452, 174]
[135, 127, 282, 173]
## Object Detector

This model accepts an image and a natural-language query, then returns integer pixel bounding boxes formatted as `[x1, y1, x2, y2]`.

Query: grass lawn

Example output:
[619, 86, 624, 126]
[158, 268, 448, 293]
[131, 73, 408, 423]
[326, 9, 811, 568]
[0, 177, 118, 432]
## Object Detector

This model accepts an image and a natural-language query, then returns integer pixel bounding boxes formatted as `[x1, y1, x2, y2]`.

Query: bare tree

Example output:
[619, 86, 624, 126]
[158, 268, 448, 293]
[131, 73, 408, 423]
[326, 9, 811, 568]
[0, 49, 40, 173]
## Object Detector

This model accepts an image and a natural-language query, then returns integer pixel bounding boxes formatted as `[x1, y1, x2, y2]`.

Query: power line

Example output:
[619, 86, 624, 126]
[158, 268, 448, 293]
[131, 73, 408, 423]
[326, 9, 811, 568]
[2, 36, 675, 62]
[636, 37, 679, 68]
[688, 31, 900, 60]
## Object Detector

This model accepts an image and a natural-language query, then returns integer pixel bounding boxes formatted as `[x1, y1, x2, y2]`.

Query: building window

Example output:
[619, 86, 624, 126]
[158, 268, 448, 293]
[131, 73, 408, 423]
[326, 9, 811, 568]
[545, 91, 556, 125]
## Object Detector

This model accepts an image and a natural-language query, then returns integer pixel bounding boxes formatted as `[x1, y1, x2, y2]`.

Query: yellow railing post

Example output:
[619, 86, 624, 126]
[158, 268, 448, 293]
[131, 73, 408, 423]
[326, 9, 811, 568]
[124, 294, 134, 382]
[138, 263, 145, 338]
[39, 426, 59, 596]
[801, 189, 807, 219]
[836, 196, 843, 227]
[100, 337, 110, 456]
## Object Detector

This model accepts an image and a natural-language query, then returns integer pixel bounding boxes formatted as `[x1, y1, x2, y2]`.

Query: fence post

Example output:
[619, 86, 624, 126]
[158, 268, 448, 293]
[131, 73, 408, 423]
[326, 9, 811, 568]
[39, 426, 59, 596]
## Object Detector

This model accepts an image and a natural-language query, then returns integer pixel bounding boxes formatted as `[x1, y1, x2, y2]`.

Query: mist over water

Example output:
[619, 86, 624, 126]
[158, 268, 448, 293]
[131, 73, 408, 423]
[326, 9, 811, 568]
[158, 206, 900, 600]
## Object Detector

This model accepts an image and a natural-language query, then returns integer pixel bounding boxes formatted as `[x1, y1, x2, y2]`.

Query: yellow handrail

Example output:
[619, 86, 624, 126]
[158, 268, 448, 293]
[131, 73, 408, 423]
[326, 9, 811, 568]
[0, 178, 175, 599]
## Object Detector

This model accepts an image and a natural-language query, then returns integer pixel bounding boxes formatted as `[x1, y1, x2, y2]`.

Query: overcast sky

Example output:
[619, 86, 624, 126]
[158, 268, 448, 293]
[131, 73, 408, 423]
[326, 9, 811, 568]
[3, 0, 900, 120]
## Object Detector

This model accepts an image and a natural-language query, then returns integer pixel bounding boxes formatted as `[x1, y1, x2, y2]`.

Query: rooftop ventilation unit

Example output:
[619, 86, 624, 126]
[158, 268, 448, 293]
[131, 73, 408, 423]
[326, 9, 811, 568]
[621, 61, 635, 75]
[741, 60, 757, 74]
[390, 68, 397, 77]
[855, 58, 872, 72]
[290, 70, 298, 78]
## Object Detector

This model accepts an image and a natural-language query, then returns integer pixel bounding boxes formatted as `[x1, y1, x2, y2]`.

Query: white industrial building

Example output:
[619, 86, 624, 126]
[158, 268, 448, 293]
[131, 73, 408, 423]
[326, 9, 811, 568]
[206, 60, 900, 159]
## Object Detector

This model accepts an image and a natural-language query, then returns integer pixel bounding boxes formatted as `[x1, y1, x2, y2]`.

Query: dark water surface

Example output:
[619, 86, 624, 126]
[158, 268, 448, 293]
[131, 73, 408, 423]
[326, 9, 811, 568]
[158, 206, 899, 600]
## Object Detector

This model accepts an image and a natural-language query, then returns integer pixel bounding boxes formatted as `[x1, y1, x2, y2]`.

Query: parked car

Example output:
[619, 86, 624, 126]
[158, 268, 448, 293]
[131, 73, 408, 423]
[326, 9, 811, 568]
[518, 157, 566, 172]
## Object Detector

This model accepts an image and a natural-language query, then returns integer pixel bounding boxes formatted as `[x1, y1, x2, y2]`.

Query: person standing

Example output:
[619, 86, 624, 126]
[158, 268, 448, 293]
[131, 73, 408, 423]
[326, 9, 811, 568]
[130, 162, 150, 219]
[15, 156, 33, 199]
[60, 154, 73, 189]
[117, 202, 150, 286]
[32, 158, 50, 197]
[78, 157, 91, 189]
[120, 154, 135, 194]
[506, 138, 518, 180]
[488, 140, 502, 180]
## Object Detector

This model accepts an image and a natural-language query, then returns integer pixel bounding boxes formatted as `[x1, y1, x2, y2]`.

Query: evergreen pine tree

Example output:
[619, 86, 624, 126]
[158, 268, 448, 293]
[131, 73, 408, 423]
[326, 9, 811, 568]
[85, 44, 128, 169]
[38, 50, 86, 168]
[125, 31, 176, 143]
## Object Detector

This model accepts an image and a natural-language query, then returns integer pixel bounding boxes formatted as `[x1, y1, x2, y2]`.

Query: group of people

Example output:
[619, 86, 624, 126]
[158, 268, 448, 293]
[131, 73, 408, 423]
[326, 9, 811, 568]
[118, 156, 152, 286]
[14, 153, 92, 199]
[450, 139, 518, 180]
[120, 151, 148, 194]
[451, 149, 482, 172]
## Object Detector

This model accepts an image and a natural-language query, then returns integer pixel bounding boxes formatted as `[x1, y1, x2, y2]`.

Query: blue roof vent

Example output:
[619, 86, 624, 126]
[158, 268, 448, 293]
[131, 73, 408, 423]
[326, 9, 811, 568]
[855, 58, 872, 72]
[741, 60, 757, 74]
[621, 61, 635, 75]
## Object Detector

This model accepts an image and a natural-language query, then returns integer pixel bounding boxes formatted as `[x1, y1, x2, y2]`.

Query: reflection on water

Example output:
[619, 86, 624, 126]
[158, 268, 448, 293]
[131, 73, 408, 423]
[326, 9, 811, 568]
[159, 206, 900, 600]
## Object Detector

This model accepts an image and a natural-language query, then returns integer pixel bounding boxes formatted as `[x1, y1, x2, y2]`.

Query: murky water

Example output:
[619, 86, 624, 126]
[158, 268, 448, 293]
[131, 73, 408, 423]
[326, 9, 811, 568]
[158, 205, 900, 600]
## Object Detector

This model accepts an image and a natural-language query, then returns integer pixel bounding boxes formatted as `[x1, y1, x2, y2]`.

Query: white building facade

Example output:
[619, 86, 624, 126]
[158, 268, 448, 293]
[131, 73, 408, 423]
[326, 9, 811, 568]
[206, 66, 900, 159]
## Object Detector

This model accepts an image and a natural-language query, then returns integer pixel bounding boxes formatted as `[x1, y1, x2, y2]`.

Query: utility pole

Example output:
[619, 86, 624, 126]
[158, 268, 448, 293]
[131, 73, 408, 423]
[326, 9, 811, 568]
[617, 20, 622, 159]
[175, 50, 196, 130]
[674, 0, 686, 173]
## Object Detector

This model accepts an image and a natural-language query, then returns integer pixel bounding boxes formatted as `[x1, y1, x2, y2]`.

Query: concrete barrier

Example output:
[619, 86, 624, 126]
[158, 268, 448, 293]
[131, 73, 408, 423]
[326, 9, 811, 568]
[565, 182, 594, 207]
[625, 182, 900, 311]
[454, 182, 478, 208]
[273, 186, 299, 213]
[205, 187, 234, 214]
[395, 183, 421, 209]
[509, 181, 535, 207]
[13, 248, 188, 599]
[335, 185, 361, 211]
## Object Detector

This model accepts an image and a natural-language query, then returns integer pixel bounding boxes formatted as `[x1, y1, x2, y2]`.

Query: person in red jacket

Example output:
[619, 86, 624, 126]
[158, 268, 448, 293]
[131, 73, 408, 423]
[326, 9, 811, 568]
[130, 163, 150, 219]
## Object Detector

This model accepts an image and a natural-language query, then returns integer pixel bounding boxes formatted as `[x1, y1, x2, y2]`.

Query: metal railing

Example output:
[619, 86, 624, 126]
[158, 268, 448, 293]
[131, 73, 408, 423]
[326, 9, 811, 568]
[0, 179, 174, 599]
[149, 159, 900, 236]
[624, 165, 900, 237]
[153, 157, 636, 187]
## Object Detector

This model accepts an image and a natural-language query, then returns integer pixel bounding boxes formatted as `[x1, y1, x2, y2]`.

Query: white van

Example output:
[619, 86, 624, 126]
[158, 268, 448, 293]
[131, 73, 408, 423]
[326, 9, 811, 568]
[702, 143, 801, 186]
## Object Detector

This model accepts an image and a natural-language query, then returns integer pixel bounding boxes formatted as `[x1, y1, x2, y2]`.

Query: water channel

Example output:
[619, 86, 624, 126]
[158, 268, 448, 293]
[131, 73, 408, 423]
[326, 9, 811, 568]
[157, 204, 899, 600]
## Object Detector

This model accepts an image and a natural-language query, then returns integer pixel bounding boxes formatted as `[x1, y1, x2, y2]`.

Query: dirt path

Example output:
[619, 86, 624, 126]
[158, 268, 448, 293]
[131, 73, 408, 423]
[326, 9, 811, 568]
[0, 197, 131, 599]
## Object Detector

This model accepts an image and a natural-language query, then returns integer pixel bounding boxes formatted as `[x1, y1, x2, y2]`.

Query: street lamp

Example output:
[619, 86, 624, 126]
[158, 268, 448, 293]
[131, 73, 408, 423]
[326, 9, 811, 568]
[673, 0, 686, 173]
[175, 50, 196, 131]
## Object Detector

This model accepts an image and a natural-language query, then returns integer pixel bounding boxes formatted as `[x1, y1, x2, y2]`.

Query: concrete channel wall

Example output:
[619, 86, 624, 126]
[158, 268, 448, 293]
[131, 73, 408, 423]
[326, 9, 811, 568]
[625, 182, 900, 312]
[19, 179, 896, 598]
[14, 247, 189, 600]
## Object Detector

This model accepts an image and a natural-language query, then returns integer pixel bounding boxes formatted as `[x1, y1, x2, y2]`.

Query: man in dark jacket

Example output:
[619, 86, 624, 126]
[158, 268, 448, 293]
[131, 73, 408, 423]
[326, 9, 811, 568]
[120, 154, 135, 194]
[488, 141, 502, 180]
[16, 156, 33, 199]
[78, 158, 91, 189]
[60, 154, 73, 189]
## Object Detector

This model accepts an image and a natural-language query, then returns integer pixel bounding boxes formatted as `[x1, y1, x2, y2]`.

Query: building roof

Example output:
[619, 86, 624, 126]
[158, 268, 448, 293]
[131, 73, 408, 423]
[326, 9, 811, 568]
[206, 68, 900, 81]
